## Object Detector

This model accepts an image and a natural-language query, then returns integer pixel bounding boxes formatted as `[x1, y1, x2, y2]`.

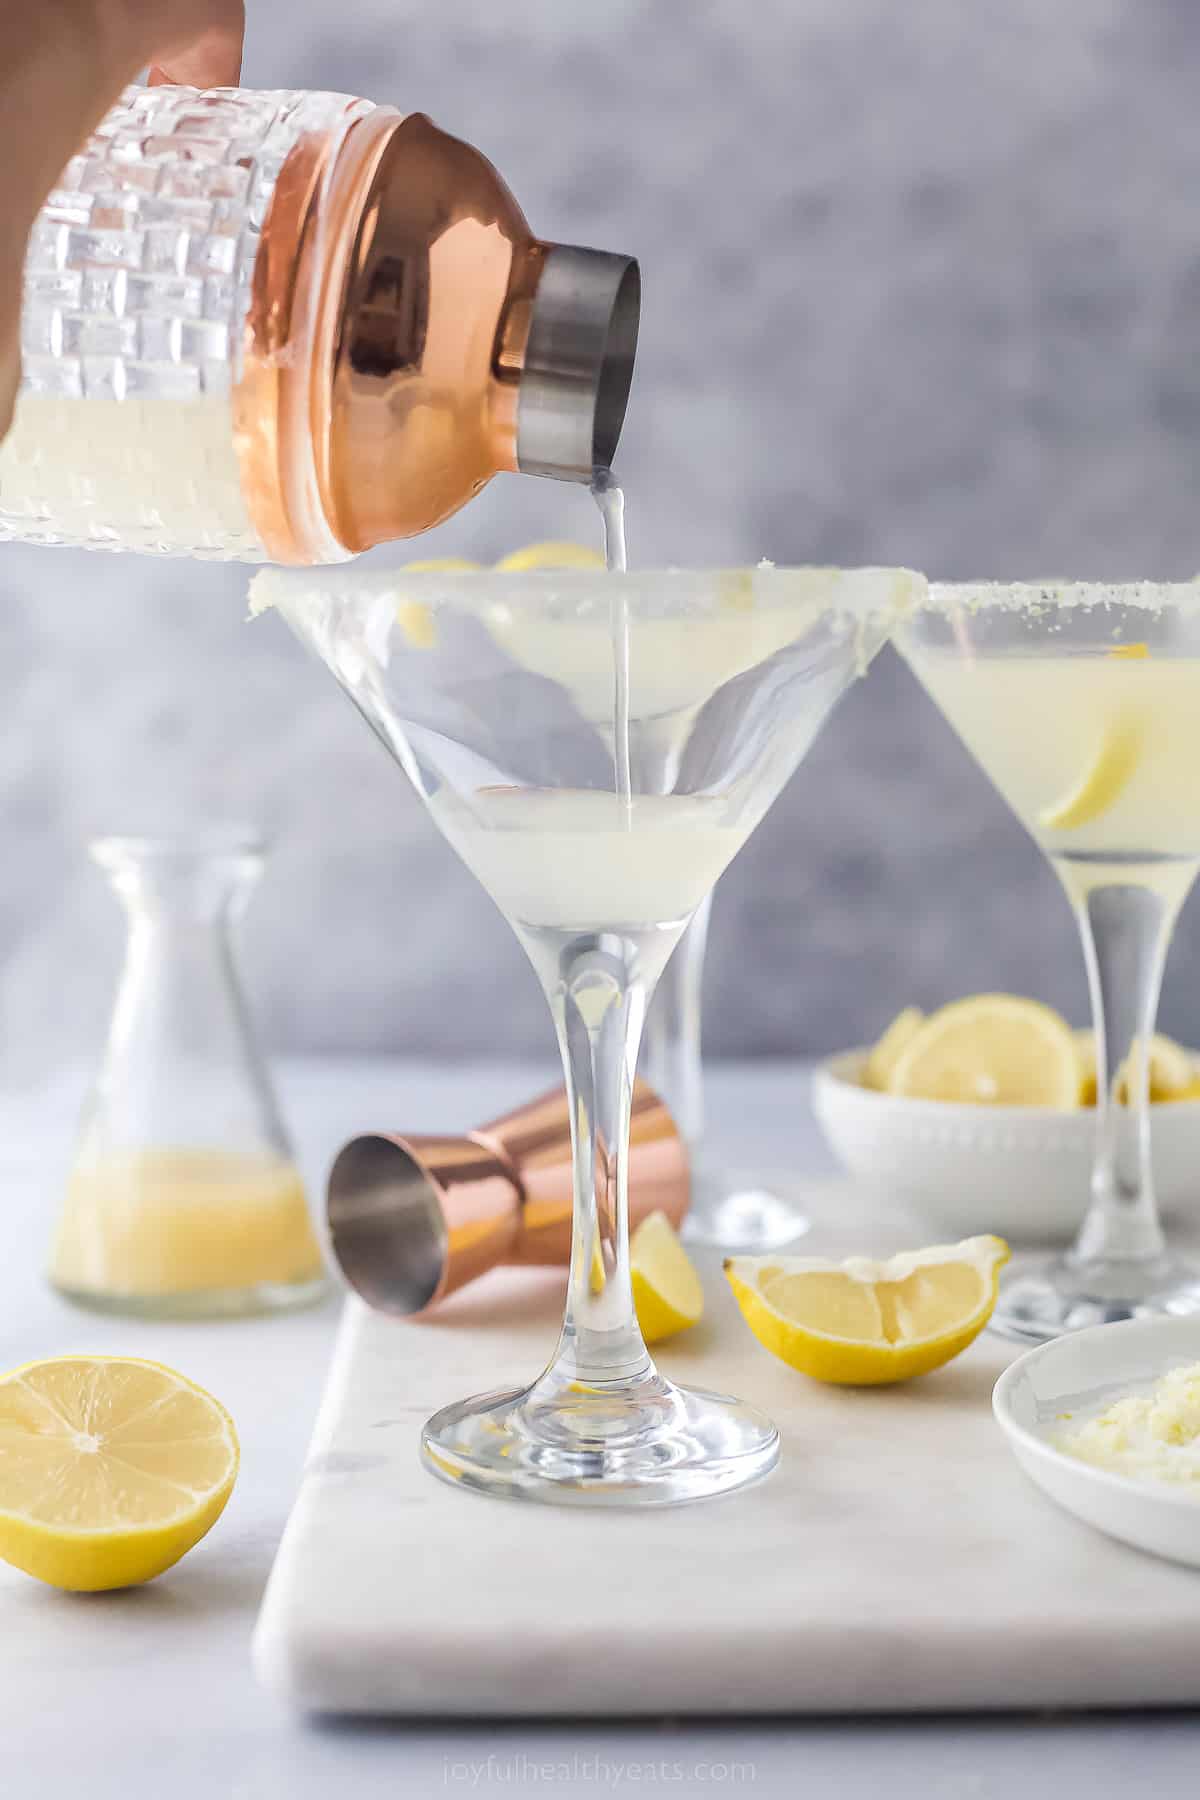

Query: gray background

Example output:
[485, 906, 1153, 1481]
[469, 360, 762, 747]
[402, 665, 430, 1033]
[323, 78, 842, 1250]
[5, 0, 1200, 1074]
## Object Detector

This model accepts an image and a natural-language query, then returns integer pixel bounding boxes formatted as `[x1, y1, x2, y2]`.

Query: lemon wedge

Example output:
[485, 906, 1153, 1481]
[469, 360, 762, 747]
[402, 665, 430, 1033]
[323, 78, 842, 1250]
[0, 1356, 238, 1590]
[630, 1211, 703, 1343]
[724, 1236, 1009, 1384]
[863, 1006, 924, 1091]
[1038, 716, 1141, 831]
[494, 541, 607, 572]
[889, 995, 1081, 1108]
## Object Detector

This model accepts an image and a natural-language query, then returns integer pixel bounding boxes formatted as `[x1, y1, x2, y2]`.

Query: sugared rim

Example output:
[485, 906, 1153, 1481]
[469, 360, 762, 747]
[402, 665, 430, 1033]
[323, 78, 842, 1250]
[923, 578, 1200, 614]
[249, 562, 925, 620]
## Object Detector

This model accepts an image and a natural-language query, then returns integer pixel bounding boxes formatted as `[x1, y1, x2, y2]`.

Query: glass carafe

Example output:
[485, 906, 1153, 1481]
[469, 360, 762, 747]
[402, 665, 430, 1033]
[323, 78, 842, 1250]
[49, 831, 324, 1317]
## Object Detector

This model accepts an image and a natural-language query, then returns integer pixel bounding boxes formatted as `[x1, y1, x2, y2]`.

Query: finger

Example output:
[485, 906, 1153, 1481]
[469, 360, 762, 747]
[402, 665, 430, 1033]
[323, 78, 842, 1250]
[147, 1, 244, 88]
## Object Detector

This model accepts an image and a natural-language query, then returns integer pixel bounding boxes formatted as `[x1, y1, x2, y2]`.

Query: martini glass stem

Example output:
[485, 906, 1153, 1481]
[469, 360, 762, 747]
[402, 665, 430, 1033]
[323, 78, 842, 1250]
[545, 933, 654, 1386]
[1072, 882, 1180, 1268]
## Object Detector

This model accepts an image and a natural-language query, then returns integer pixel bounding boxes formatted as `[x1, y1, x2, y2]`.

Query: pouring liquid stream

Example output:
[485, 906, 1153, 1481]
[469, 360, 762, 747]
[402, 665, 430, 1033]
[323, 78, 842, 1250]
[592, 472, 632, 824]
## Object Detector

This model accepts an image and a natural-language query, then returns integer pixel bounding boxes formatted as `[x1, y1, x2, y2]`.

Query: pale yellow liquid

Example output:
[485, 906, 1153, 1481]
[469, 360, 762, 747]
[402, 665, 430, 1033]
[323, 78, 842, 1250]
[430, 788, 748, 932]
[907, 652, 1200, 907]
[0, 391, 262, 557]
[50, 1148, 323, 1298]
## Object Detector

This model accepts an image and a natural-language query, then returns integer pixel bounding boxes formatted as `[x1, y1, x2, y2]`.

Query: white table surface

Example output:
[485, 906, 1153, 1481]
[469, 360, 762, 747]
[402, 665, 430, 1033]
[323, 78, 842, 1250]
[3, 1056, 1198, 1800]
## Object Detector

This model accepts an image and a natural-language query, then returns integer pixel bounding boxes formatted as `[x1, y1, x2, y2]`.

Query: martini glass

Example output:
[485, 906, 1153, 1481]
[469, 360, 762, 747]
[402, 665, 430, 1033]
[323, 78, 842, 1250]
[644, 892, 811, 1250]
[899, 581, 1200, 1344]
[256, 563, 911, 1504]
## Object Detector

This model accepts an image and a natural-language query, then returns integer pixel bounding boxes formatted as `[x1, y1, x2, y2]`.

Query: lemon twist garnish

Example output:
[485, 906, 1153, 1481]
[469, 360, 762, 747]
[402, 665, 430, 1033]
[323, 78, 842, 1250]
[1038, 715, 1142, 833]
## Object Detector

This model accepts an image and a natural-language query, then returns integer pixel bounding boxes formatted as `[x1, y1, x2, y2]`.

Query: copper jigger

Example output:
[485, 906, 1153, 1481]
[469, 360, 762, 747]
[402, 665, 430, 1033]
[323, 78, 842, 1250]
[326, 1079, 689, 1317]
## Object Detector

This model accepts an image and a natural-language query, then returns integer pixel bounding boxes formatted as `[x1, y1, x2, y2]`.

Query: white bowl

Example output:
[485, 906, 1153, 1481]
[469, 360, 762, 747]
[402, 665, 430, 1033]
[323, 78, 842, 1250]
[993, 1316, 1200, 1567]
[812, 1049, 1200, 1244]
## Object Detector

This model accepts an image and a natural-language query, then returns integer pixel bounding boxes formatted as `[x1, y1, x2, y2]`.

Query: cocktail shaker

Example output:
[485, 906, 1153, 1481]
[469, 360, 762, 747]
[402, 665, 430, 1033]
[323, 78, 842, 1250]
[2, 85, 639, 561]
[327, 1080, 689, 1316]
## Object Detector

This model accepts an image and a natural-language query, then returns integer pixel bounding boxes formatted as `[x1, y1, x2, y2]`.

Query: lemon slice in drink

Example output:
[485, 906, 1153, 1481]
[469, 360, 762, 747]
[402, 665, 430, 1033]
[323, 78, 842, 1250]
[394, 558, 482, 649]
[889, 995, 1080, 1107]
[862, 1006, 924, 1091]
[1038, 716, 1141, 832]
[724, 1236, 1009, 1384]
[0, 1356, 238, 1590]
[631, 1211, 704, 1343]
[495, 541, 606, 572]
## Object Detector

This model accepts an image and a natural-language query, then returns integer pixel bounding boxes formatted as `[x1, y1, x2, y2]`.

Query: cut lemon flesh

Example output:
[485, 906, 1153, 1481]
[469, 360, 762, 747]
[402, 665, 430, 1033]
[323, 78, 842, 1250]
[863, 1006, 924, 1090]
[1038, 716, 1141, 831]
[0, 1356, 238, 1590]
[725, 1236, 1009, 1384]
[494, 540, 607, 572]
[630, 1211, 703, 1344]
[889, 995, 1080, 1108]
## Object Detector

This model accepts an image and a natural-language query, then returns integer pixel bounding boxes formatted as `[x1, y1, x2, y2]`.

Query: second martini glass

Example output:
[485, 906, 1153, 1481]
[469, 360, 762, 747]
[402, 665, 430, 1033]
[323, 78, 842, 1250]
[900, 581, 1200, 1343]
[256, 563, 912, 1503]
[644, 892, 812, 1250]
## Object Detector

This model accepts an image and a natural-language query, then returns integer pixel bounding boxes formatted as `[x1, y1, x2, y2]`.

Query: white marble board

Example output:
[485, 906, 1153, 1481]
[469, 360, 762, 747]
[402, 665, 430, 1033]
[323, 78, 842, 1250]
[254, 1200, 1200, 1718]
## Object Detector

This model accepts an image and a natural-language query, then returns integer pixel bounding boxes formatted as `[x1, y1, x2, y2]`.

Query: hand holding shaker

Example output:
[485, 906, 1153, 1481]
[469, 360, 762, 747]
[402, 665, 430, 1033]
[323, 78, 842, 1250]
[2, 85, 639, 560]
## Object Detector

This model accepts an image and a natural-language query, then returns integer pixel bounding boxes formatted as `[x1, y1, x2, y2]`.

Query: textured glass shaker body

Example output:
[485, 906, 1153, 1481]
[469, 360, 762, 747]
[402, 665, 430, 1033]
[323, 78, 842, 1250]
[1, 84, 639, 562]
[49, 833, 325, 1317]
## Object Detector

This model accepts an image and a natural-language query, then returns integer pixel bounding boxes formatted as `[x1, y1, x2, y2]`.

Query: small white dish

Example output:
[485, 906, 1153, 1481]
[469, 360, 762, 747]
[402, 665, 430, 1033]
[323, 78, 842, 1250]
[993, 1315, 1200, 1567]
[813, 1049, 1200, 1244]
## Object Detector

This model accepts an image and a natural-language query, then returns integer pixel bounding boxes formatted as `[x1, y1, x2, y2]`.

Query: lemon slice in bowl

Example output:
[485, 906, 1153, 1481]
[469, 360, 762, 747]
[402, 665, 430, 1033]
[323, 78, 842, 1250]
[0, 1356, 238, 1590]
[1074, 1028, 1195, 1104]
[631, 1211, 704, 1343]
[495, 541, 607, 572]
[889, 995, 1080, 1108]
[1038, 715, 1141, 832]
[862, 1006, 924, 1091]
[724, 1236, 1009, 1384]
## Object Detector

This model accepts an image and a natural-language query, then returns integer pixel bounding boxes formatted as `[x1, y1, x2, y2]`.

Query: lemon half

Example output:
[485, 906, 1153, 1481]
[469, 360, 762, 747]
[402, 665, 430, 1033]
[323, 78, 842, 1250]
[725, 1236, 1009, 1385]
[0, 1356, 238, 1590]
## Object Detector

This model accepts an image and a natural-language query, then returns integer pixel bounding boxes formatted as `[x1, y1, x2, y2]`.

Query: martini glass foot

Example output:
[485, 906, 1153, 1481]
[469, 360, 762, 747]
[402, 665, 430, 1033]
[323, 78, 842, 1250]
[991, 1250, 1200, 1346]
[682, 1157, 810, 1251]
[421, 1366, 780, 1507]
